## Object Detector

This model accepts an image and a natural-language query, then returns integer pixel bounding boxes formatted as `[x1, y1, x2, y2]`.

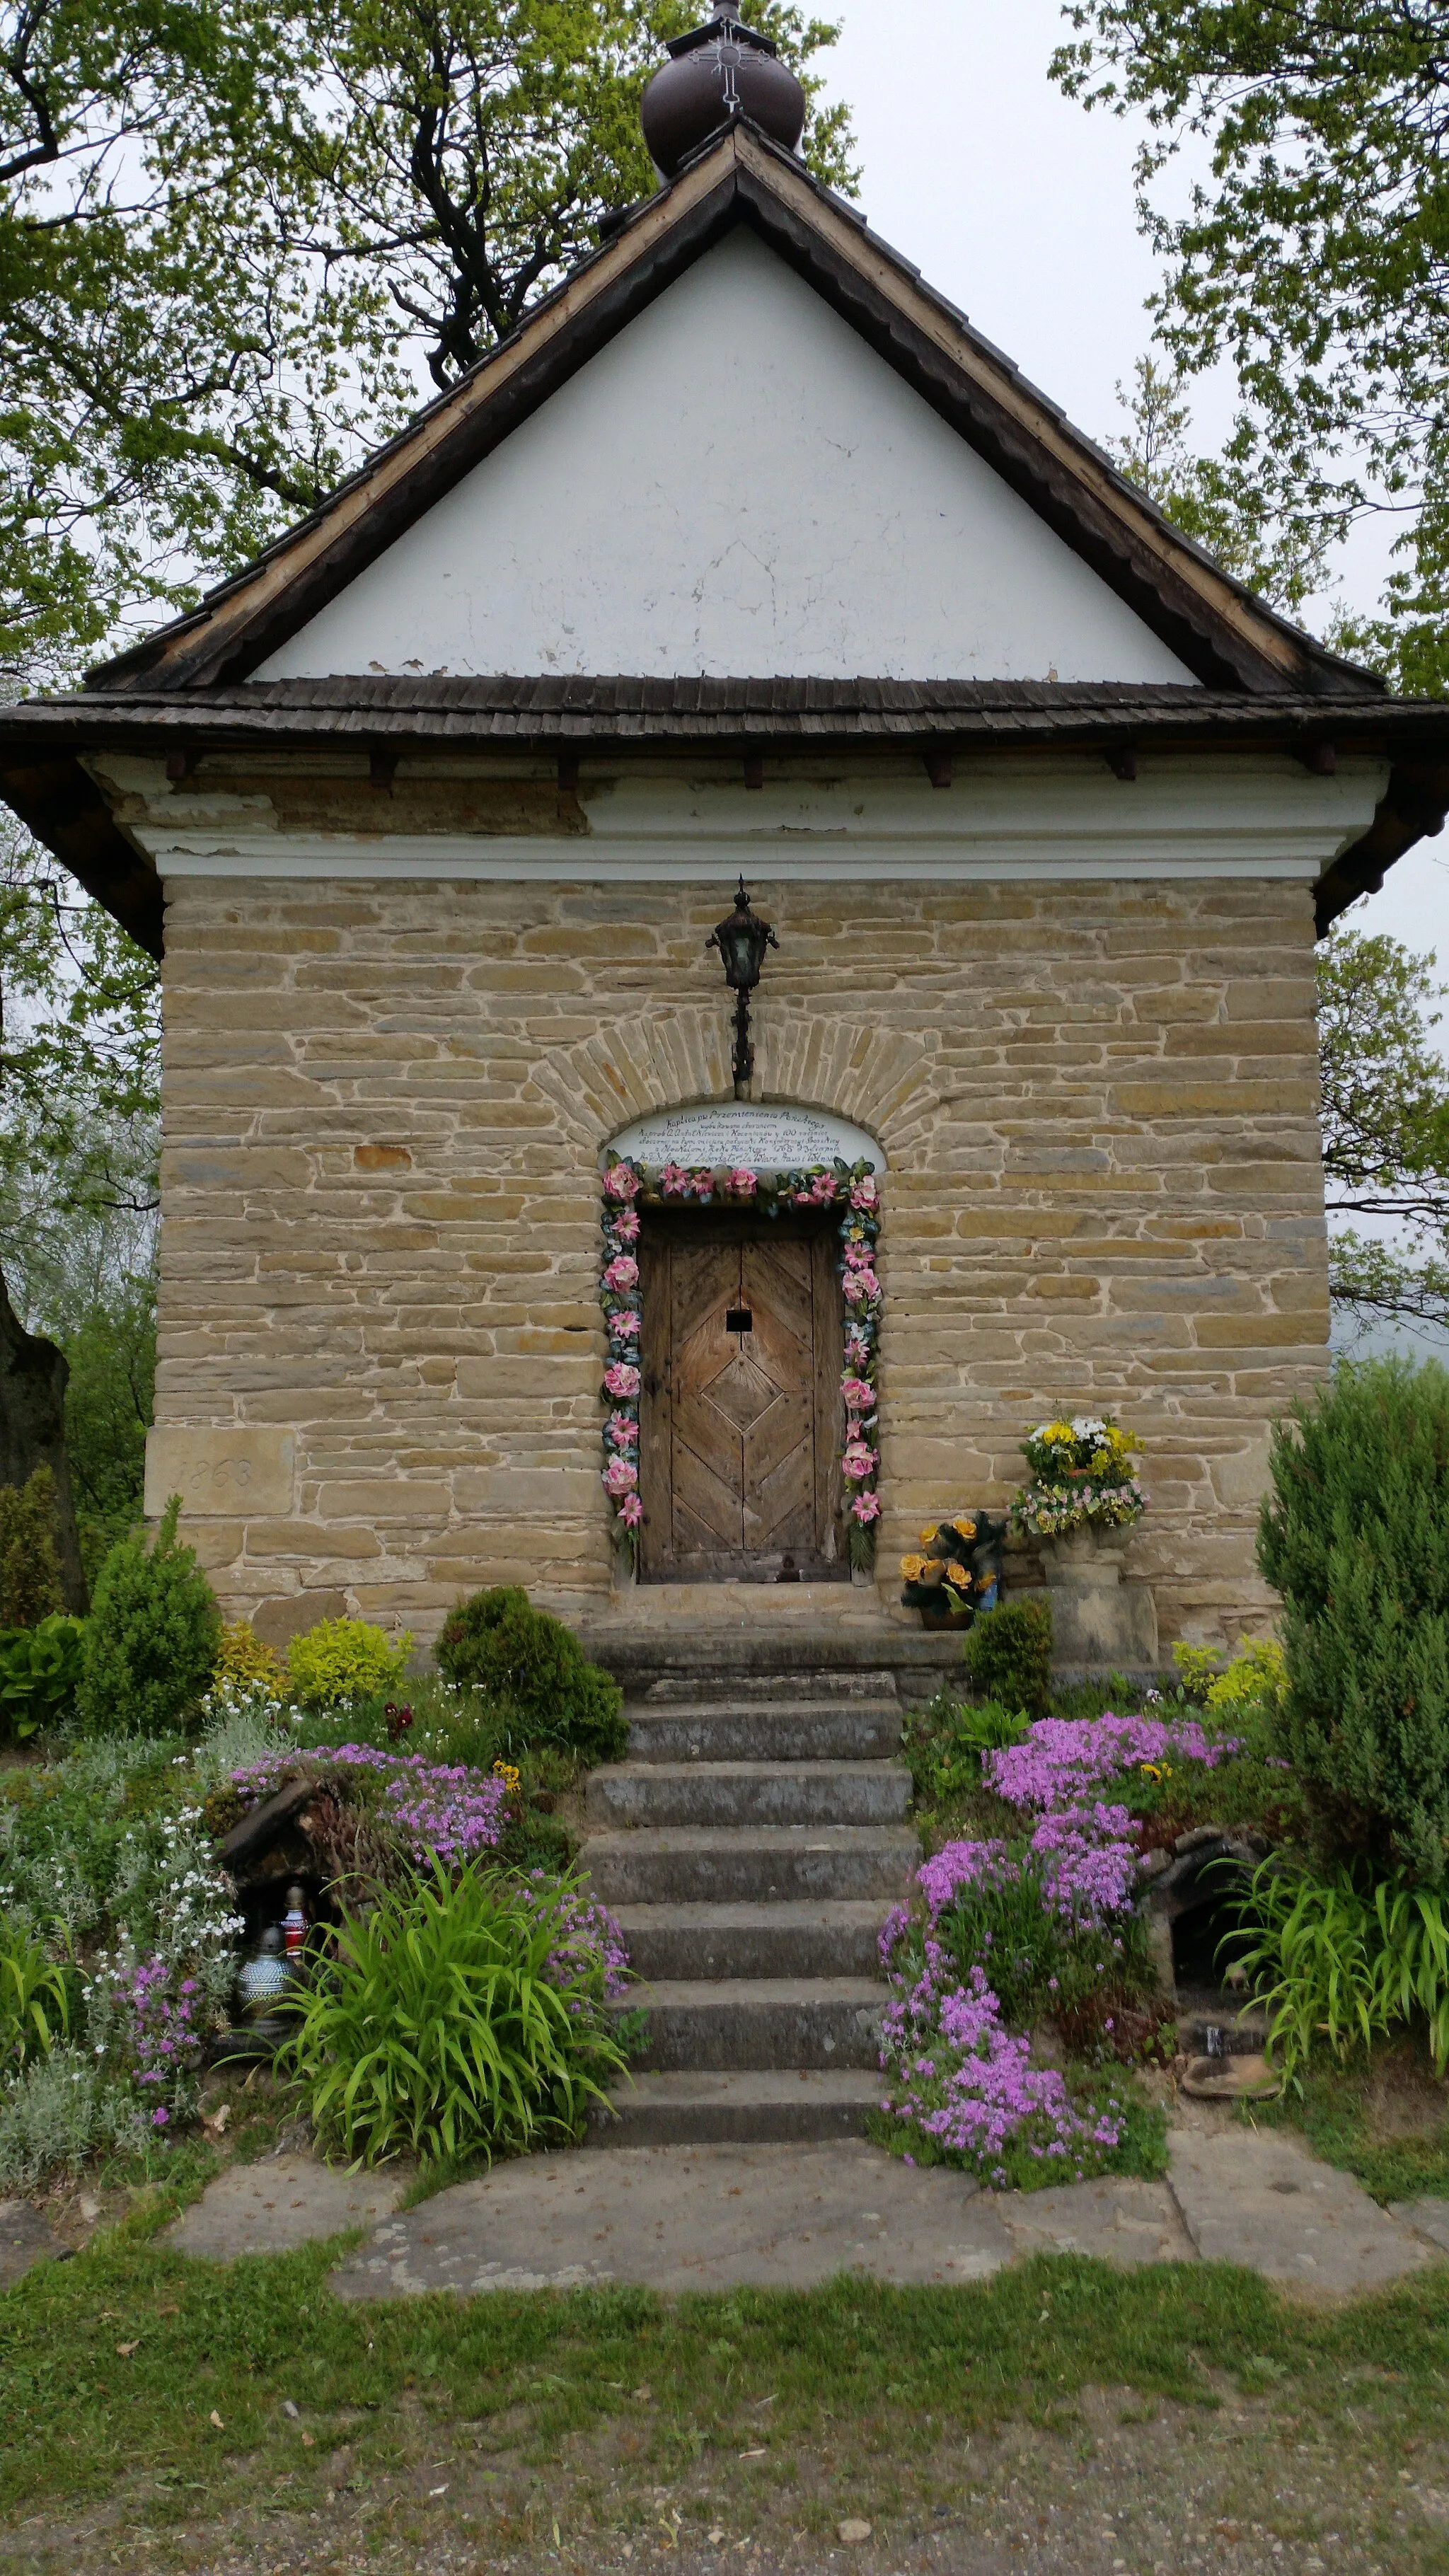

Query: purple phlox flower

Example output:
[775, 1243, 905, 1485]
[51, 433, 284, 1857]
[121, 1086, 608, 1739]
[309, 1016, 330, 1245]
[984, 1712, 1242, 1810]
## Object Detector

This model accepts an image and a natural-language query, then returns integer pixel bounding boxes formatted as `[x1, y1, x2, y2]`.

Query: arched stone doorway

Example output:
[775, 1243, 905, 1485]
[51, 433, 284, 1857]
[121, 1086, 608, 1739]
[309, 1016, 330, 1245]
[604, 1102, 885, 1586]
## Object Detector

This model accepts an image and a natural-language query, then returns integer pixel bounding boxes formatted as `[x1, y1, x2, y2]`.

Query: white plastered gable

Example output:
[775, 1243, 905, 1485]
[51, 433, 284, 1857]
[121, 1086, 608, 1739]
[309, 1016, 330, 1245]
[257, 231, 1199, 686]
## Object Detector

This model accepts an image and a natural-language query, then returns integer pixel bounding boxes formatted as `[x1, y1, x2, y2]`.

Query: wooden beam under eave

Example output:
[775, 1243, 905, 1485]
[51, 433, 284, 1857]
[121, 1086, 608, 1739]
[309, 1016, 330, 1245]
[0, 753, 165, 959]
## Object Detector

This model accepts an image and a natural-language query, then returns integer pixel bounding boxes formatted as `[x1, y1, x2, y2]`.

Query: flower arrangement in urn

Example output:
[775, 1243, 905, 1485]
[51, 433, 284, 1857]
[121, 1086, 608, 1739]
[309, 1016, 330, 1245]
[900, 1513, 1007, 1627]
[1010, 1416, 1144, 1541]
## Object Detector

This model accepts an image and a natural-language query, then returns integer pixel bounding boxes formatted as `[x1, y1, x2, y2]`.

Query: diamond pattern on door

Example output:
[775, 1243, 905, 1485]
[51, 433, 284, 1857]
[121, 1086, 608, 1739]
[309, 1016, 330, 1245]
[637, 1213, 846, 1583]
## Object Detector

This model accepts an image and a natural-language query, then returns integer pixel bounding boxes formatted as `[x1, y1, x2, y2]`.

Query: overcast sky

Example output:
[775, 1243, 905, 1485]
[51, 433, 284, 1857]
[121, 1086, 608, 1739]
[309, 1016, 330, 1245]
[814, 0, 1449, 963]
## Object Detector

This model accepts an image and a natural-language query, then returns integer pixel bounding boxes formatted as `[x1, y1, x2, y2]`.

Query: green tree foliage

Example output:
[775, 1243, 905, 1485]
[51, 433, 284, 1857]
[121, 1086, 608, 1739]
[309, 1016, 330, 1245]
[437, 1584, 626, 1761]
[1, 0, 854, 683]
[1052, 2, 1449, 690]
[1316, 923, 1449, 1332]
[1104, 355, 1329, 612]
[0, 1465, 64, 1626]
[1257, 1358, 1449, 1887]
[76, 1494, 221, 1736]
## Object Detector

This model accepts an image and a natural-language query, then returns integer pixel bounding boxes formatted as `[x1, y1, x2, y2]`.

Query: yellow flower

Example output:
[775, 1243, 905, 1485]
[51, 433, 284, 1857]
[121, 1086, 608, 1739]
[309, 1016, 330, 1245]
[900, 1554, 926, 1581]
[946, 1561, 970, 1587]
[493, 1761, 521, 1792]
[1043, 1421, 1076, 1443]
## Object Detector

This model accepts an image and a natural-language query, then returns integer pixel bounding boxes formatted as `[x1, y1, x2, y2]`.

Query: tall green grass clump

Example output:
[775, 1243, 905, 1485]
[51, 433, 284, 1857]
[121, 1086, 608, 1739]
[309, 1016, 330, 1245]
[1258, 1357, 1449, 1885]
[1235, 1856, 1449, 2081]
[76, 1495, 221, 1737]
[278, 1860, 628, 2165]
[436, 1586, 626, 1762]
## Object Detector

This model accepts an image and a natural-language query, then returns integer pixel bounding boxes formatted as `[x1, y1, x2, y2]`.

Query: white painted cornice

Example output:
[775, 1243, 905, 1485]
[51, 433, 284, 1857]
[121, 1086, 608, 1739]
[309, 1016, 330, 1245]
[126, 753, 1390, 887]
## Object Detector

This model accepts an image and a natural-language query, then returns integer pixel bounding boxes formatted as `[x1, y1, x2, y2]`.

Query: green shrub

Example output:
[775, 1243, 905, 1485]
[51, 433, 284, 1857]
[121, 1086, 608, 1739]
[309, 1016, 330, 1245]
[907, 1696, 1032, 1812]
[277, 1859, 628, 2165]
[285, 1615, 411, 1709]
[436, 1586, 625, 1762]
[1257, 1356, 1449, 1883]
[0, 1612, 85, 1740]
[214, 1617, 286, 1693]
[76, 1494, 221, 1738]
[0, 1466, 65, 1627]
[1235, 1855, 1449, 2082]
[1207, 1636, 1287, 1720]
[960, 1596, 1053, 1721]
[0, 2045, 137, 2186]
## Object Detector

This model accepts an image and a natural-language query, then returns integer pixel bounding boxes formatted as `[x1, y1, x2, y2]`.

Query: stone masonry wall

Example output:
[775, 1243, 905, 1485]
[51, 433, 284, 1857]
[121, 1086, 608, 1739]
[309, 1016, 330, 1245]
[150, 870, 1328, 1651]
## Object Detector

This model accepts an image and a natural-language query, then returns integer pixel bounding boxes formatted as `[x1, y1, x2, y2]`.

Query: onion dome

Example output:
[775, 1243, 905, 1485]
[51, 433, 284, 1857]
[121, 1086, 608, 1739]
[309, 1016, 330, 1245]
[640, 13, 807, 180]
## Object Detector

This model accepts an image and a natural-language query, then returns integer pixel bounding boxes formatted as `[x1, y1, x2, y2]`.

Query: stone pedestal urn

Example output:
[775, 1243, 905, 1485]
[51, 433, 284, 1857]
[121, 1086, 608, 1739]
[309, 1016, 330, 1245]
[1038, 1523, 1159, 1669]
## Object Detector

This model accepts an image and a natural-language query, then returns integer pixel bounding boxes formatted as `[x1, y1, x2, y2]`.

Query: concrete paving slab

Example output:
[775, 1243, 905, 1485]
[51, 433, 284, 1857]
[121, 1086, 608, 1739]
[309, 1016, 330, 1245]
[1390, 2195, 1449, 2254]
[163, 2152, 407, 2258]
[0, 2198, 69, 2291]
[995, 2175, 1197, 2268]
[1168, 2125, 1433, 2297]
[329, 2139, 1014, 2299]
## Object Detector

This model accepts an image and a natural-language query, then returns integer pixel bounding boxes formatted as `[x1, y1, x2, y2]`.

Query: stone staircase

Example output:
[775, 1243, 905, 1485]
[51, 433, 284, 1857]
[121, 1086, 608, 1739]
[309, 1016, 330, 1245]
[582, 1669, 918, 2146]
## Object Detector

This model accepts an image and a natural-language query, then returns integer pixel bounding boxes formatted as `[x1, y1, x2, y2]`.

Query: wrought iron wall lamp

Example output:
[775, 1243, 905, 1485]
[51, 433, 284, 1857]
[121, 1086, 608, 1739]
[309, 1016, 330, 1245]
[707, 877, 778, 1099]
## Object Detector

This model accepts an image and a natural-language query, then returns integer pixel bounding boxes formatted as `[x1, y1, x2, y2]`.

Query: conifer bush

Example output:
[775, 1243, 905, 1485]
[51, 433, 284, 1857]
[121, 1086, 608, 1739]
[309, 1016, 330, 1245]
[960, 1597, 1054, 1721]
[436, 1586, 626, 1763]
[0, 1467, 65, 1628]
[1258, 1357, 1449, 1885]
[76, 1496, 221, 1737]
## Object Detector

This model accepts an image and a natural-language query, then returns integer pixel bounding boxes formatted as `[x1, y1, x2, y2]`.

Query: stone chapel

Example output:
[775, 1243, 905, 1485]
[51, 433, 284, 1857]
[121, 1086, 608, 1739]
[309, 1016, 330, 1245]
[6, 13, 1449, 1684]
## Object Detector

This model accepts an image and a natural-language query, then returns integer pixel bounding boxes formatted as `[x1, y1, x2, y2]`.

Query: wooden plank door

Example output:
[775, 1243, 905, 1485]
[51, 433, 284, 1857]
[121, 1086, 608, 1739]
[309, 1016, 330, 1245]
[638, 1214, 846, 1583]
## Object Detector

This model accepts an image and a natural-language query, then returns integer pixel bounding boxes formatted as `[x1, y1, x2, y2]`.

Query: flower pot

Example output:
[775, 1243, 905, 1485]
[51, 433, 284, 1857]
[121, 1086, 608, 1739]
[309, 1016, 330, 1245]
[1037, 1523, 1158, 1666]
[1039, 1525, 1126, 1590]
[917, 1604, 971, 1631]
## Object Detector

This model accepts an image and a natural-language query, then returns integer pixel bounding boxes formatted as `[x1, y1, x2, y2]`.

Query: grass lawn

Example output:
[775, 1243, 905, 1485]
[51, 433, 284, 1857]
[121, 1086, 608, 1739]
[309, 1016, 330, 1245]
[4, 2139, 1449, 2575]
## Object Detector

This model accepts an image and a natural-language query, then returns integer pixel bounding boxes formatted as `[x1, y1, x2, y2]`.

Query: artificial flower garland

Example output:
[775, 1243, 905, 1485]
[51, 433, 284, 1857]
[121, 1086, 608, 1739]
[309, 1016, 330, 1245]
[599, 1155, 883, 1569]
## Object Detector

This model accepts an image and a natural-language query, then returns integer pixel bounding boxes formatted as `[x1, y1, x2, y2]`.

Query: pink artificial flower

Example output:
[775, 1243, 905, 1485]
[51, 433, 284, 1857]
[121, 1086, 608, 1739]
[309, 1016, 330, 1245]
[850, 1175, 879, 1209]
[842, 1267, 879, 1307]
[603, 1456, 639, 1496]
[604, 1162, 640, 1203]
[619, 1492, 644, 1528]
[608, 1412, 639, 1448]
[850, 1491, 882, 1524]
[842, 1440, 878, 1482]
[841, 1375, 874, 1412]
[844, 1327, 870, 1363]
[611, 1309, 640, 1341]
[727, 1167, 758, 1196]
[659, 1162, 692, 1196]
[604, 1361, 641, 1399]
[603, 1252, 640, 1293]
[810, 1172, 838, 1203]
[610, 1207, 641, 1243]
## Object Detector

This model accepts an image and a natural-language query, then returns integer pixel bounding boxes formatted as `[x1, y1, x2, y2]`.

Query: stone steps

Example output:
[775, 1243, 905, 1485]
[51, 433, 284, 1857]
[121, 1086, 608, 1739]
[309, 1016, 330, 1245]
[585, 2069, 882, 2148]
[626, 1702, 901, 1763]
[617, 1976, 886, 2072]
[613, 1899, 887, 1981]
[585, 1758, 912, 1830]
[584, 1667, 917, 2146]
[584, 1823, 918, 1907]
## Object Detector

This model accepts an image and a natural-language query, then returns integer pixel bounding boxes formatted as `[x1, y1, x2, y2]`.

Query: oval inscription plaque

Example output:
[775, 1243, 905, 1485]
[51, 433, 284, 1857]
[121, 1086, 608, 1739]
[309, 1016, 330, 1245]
[605, 1104, 884, 1174]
